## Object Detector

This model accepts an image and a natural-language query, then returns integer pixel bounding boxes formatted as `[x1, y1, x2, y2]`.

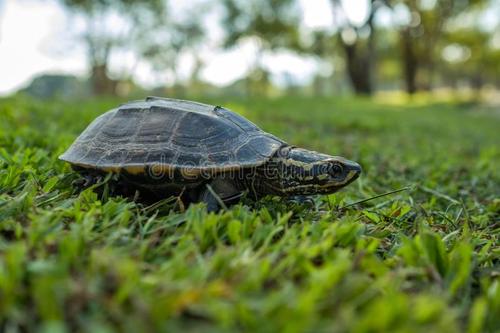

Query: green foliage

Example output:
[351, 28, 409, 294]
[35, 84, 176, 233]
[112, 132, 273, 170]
[0, 95, 499, 332]
[220, 0, 302, 96]
[221, 0, 301, 50]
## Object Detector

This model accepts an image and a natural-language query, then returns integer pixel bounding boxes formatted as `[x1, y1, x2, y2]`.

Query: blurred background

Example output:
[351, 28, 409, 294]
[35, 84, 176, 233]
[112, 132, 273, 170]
[1, 0, 499, 101]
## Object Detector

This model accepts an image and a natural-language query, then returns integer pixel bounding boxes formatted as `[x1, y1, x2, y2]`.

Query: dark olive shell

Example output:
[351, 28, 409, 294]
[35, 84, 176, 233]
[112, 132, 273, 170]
[59, 97, 285, 174]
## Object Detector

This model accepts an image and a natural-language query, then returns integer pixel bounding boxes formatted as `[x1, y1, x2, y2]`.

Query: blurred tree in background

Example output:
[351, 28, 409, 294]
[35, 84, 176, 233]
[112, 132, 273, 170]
[221, 0, 302, 96]
[27, 0, 500, 99]
[56, 0, 169, 95]
[139, 4, 205, 96]
[442, 28, 494, 95]
[391, 0, 487, 94]
[328, 0, 390, 95]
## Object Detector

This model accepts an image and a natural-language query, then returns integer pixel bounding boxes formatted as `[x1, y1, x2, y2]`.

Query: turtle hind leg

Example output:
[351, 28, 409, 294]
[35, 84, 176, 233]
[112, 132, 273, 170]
[197, 178, 243, 212]
[198, 187, 222, 212]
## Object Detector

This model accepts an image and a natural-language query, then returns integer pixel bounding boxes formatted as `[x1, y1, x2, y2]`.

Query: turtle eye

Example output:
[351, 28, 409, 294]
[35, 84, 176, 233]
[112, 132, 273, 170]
[329, 163, 343, 178]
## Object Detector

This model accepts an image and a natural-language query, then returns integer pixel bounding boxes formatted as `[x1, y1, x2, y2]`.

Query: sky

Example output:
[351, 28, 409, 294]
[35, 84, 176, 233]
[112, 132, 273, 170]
[0, 0, 497, 95]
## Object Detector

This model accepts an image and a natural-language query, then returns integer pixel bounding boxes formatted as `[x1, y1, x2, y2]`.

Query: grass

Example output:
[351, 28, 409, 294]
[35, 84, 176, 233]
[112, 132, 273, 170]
[0, 94, 498, 332]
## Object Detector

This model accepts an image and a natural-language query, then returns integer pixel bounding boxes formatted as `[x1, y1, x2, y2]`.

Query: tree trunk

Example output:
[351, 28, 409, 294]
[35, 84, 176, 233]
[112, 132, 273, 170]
[471, 71, 483, 101]
[401, 28, 418, 95]
[90, 64, 116, 95]
[335, 0, 378, 96]
[342, 41, 373, 95]
[421, 62, 433, 92]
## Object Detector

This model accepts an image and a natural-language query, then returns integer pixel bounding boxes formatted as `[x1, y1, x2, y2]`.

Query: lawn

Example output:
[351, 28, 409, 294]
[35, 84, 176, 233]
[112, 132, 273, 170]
[0, 95, 498, 332]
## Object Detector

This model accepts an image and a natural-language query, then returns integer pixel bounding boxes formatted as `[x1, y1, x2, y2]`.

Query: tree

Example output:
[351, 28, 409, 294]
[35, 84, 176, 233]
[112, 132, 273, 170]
[328, 0, 389, 95]
[140, 10, 205, 96]
[221, 0, 302, 96]
[441, 27, 500, 99]
[308, 31, 336, 96]
[392, 0, 486, 94]
[57, 0, 166, 95]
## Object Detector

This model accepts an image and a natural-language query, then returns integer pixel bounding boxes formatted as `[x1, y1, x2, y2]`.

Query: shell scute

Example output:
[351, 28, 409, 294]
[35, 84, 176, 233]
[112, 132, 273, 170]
[60, 97, 286, 174]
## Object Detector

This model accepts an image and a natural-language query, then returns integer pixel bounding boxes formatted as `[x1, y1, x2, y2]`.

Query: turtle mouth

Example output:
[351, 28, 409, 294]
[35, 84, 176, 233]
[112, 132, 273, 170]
[338, 168, 361, 187]
[345, 161, 362, 179]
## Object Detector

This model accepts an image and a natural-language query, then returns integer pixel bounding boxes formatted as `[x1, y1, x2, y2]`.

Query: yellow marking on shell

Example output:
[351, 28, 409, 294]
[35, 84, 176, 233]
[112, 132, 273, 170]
[99, 166, 123, 173]
[70, 160, 267, 176]
[121, 166, 147, 174]
[149, 164, 173, 175]
[69, 162, 121, 173]
[179, 168, 202, 177]
[69, 162, 145, 175]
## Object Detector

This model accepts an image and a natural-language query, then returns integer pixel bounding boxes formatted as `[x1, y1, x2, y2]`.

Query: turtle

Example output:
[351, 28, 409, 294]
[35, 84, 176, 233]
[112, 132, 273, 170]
[60, 96, 362, 211]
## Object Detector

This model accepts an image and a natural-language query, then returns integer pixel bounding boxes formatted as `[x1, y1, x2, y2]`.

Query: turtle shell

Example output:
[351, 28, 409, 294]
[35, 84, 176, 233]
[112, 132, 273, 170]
[59, 97, 286, 175]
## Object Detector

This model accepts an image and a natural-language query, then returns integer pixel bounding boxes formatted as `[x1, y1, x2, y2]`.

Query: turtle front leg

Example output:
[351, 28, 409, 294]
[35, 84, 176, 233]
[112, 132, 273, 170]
[288, 195, 315, 207]
[198, 178, 243, 212]
[72, 171, 103, 191]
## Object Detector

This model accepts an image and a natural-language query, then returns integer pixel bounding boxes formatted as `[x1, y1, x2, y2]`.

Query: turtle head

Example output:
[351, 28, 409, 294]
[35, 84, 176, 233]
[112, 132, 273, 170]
[265, 147, 362, 196]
